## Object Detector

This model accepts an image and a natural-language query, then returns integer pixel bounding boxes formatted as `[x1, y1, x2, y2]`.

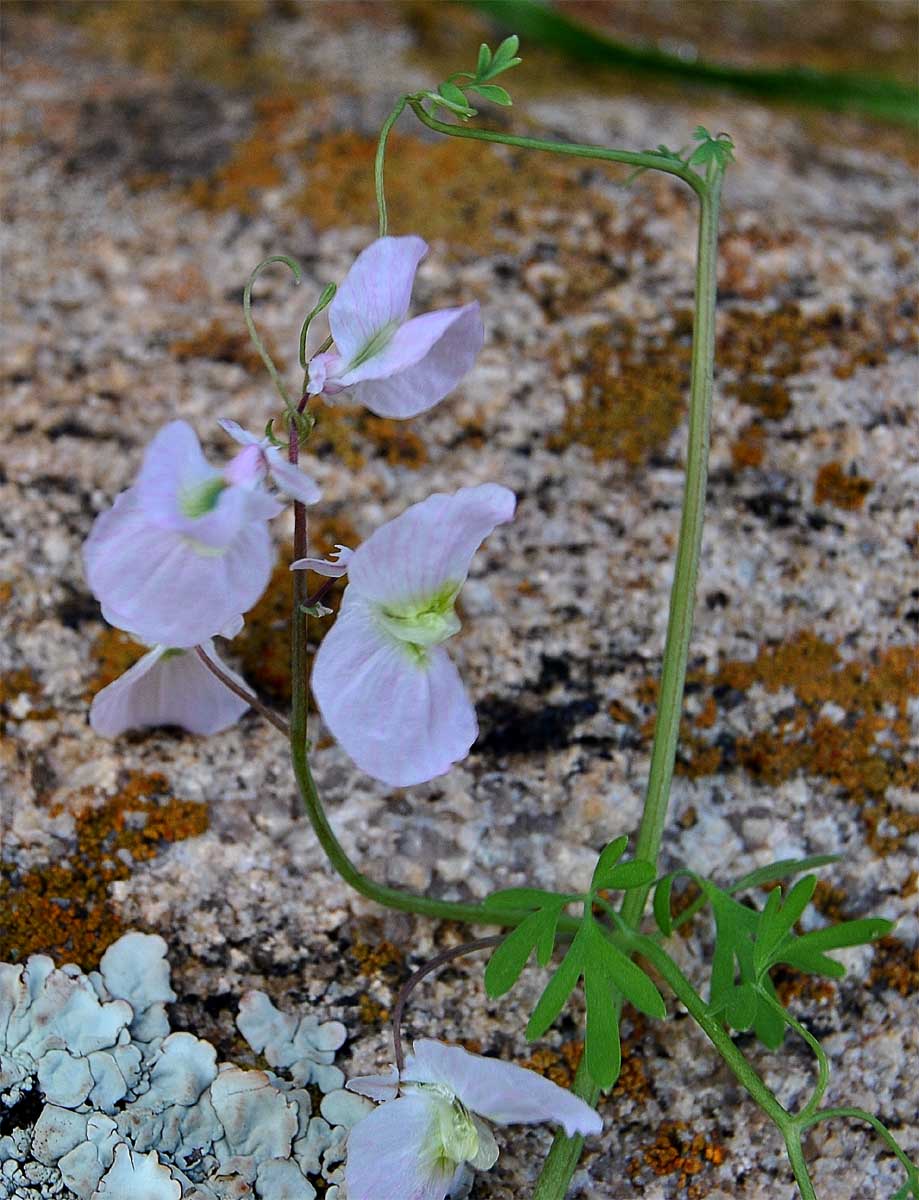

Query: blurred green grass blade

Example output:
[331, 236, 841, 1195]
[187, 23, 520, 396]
[466, 0, 919, 126]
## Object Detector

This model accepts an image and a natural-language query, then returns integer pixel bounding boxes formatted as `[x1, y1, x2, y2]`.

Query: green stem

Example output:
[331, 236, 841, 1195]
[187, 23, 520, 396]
[243, 255, 301, 415]
[760, 991, 829, 1120]
[539, 164, 722, 1200]
[375, 96, 408, 236]
[289, 732, 577, 927]
[407, 100, 704, 197]
[783, 1132, 819, 1200]
[620, 172, 721, 930]
[798, 1108, 919, 1196]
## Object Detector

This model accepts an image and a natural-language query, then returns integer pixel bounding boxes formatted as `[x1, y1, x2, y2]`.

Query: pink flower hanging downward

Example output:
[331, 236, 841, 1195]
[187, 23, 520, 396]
[84, 420, 319, 649]
[294, 484, 515, 787]
[90, 638, 249, 737]
[306, 236, 484, 419]
[345, 1039, 602, 1200]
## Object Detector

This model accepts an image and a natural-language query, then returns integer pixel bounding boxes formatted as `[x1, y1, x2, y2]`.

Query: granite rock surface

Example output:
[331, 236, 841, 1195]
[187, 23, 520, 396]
[1, 3, 917, 1198]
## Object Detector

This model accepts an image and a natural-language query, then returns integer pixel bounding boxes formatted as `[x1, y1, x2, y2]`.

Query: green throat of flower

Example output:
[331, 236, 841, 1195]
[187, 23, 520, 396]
[348, 319, 401, 369]
[377, 582, 461, 663]
[180, 476, 227, 520]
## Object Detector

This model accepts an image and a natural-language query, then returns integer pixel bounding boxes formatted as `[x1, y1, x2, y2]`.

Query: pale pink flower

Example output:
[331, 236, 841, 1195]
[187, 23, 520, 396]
[294, 484, 515, 787]
[218, 418, 321, 505]
[306, 236, 483, 419]
[345, 1039, 602, 1200]
[90, 636, 249, 737]
[83, 421, 311, 648]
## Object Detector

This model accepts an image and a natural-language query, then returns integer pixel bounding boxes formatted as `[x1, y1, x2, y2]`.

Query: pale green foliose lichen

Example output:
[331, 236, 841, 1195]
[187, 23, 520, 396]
[0, 933, 369, 1200]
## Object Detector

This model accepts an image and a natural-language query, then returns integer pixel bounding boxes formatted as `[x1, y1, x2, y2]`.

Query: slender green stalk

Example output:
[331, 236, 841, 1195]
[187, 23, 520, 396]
[376, 96, 408, 236]
[407, 100, 705, 196]
[289, 731, 577, 927]
[286, 395, 556, 928]
[243, 255, 301, 415]
[784, 1133, 819, 1200]
[537, 163, 723, 1200]
[761, 991, 830, 1120]
[799, 1108, 919, 1195]
[620, 170, 721, 929]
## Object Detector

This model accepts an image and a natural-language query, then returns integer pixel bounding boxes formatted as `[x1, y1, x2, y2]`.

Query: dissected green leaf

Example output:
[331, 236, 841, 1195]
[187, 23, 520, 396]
[773, 918, 893, 976]
[596, 859, 656, 893]
[703, 883, 759, 1006]
[438, 80, 472, 109]
[491, 33, 520, 71]
[526, 943, 582, 1040]
[584, 969, 621, 1088]
[476, 42, 492, 77]
[730, 855, 839, 893]
[582, 921, 665, 1019]
[653, 873, 677, 937]
[753, 875, 818, 975]
[590, 836, 628, 891]
[723, 983, 758, 1031]
[753, 975, 786, 1050]
[468, 83, 513, 105]
[485, 911, 554, 998]
[788, 917, 894, 953]
[483, 887, 566, 911]
[536, 906, 560, 967]
[688, 131, 735, 170]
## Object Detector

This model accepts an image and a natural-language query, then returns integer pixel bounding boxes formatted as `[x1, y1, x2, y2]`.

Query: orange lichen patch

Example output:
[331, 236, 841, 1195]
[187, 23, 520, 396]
[0, 771, 207, 967]
[629, 1120, 726, 1193]
[639, 635, 919, 855]
[171, 317, 278, 375]
[521, 1041, 584, 1089]
[298, 130, 619, 253]
[773, 966, 836, 1007]
[548, 321, 692, 466]
[310, 404, 428, 472]
[187, 93, 297, 215]
[814, 461, 874, 511]
[868, 936, 919, 997]
[523, 1023, 649, 1103]
[357, 994, 389, 1026]
[0, 667, 55, 730]
[812, 880, 849, 923]
[718, 299, 917, 391]
[234, 514, 358, 706]
[730, 421, 766, 470]
[608, 698, 637, 725]
[349, 938, 404, 979]
[85, 628, 146, 697]
[0, 581, 12, 604]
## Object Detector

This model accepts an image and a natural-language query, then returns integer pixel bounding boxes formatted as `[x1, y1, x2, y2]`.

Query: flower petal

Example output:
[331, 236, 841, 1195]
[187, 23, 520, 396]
[290, 545, 353, 577]
[136, 419, 217, 526]
[403, 1041, 603, 1138]
[90, 641, 249, 737]
[347, 484, 516, 610]
[346, 1066, 400, 1102]
[311, 604, 477, 787]
[264, 448, 322, 505]
[84, 491, 275, 647]
[345, 1094, 457, 1200]
[329, 236, 428, 366]
[349, 304, 483, 419]
[217, 418, 262, 447]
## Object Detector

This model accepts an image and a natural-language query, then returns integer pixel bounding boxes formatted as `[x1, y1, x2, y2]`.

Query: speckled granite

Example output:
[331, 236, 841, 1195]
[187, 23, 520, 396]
[1, 3, 917, 1198]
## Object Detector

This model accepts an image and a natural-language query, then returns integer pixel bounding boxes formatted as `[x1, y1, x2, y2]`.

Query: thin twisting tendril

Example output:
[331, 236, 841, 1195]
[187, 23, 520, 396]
[243, 254, 302, 414]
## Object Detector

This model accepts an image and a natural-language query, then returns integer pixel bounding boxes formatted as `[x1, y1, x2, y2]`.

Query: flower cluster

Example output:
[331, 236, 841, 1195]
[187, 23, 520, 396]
[345, 1039, 602, 1199]
[84, 235, 509, 788]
